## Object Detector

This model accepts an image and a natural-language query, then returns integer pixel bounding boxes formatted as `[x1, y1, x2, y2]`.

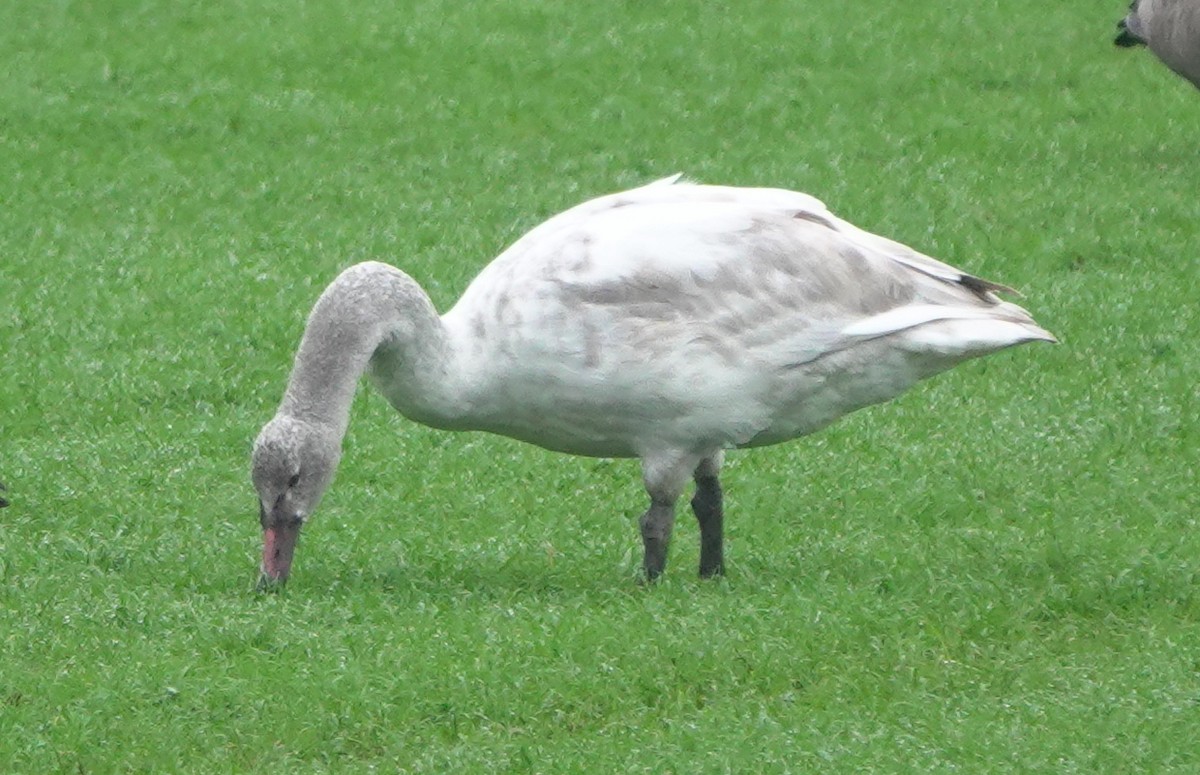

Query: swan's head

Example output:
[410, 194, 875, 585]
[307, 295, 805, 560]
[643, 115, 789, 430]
[251, 415, 341, 589]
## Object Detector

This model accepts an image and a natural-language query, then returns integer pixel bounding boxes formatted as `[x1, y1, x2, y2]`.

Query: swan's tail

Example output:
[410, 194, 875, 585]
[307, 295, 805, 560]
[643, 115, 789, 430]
[843, 301, 1056, 359]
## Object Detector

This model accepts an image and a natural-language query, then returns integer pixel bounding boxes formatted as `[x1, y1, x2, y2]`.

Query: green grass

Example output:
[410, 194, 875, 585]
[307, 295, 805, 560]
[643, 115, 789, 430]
[3, 0, 1200, 771]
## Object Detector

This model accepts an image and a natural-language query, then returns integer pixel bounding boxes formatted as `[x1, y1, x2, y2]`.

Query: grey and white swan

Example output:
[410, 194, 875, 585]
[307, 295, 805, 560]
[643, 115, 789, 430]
[1116, 0, 1200, 90]
[251, 176, 1055, 586]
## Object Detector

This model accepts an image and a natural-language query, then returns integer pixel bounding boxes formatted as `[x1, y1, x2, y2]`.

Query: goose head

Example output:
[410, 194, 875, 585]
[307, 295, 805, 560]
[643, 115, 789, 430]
[251, 415, 341, 588]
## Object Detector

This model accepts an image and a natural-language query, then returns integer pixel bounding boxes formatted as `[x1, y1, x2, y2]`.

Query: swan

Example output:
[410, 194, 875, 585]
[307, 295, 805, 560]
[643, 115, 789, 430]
[251, 176, 1055, 587]
[1116, 0, 1200, 89]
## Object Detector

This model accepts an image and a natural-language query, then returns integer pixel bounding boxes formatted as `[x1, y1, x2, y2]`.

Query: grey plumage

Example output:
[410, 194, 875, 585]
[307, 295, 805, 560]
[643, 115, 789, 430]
[1116, 0, 1200, 89]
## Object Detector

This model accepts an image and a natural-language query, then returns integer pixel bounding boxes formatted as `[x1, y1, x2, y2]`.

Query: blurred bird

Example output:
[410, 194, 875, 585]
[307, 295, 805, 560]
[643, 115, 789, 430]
[1115, 0, 1200, 89]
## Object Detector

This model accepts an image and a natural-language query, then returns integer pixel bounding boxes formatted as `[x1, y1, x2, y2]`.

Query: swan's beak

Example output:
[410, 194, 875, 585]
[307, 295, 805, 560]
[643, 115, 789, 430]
[258, 519, 301, 591]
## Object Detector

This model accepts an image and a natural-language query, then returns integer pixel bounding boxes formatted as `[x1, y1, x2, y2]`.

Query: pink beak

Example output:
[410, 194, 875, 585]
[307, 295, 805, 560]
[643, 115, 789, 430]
[260, 521, 301, 587]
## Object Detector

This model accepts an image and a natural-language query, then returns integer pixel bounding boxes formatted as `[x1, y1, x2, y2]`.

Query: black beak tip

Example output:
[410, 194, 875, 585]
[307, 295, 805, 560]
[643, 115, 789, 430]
[1114, 20, 1142, 47]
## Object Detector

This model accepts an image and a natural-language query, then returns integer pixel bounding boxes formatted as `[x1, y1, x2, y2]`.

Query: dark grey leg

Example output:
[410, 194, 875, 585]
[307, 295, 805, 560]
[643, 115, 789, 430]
[639, 454, 697, 582]
[639, 498, 677, 582]
[691, 453, 725, 578]
[692, 476, 724, 577]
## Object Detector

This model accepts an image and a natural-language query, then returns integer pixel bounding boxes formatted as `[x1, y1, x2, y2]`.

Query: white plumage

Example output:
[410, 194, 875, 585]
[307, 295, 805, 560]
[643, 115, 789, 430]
[252, 176, 1055, 586]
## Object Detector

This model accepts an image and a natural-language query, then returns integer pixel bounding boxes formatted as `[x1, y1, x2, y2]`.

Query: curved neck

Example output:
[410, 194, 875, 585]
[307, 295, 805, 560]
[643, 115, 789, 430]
[278, 262, 465, 435]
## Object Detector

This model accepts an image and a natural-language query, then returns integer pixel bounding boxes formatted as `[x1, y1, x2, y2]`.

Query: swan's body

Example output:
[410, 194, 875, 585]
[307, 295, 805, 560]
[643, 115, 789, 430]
[1116, 0, 1200, 89]
[252, 177, 1054, 585]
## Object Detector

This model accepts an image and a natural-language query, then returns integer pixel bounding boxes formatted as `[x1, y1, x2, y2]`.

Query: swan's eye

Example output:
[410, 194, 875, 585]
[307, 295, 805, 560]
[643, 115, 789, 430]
[288, 473, 301, 488]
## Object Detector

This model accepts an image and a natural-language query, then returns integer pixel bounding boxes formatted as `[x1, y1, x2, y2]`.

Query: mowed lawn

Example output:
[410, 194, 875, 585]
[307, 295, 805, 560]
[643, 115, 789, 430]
[2, 0, 1199, 771]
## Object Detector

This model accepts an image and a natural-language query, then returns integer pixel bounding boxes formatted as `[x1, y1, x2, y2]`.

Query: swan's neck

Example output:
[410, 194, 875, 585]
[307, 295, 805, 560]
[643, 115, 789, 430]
[278, 262, 467, 435]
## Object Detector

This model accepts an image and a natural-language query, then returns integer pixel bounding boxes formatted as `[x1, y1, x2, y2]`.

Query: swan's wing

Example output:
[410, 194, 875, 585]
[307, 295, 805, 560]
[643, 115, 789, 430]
[459, 193, 1047, 365]
[455, 180, 1050, 365]
[630, 181, 1019, 299]
[821, 215, 1018, 299]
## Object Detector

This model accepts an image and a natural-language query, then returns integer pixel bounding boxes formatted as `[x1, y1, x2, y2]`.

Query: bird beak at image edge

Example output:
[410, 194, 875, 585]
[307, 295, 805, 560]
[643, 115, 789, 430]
[1114, 17, 1142, 47]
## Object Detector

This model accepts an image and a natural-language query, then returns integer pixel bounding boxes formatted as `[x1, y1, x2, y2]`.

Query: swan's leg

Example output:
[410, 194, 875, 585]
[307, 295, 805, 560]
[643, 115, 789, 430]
[691, 451, 725, 578]
[639, 499, 676, 582]
[639, 454, 695, 582]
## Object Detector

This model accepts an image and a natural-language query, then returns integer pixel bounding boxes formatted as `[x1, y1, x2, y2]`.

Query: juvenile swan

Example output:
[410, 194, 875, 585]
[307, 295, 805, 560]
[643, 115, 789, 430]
[1116, 0, 1200, 89]
[252, 177, 1055, 586]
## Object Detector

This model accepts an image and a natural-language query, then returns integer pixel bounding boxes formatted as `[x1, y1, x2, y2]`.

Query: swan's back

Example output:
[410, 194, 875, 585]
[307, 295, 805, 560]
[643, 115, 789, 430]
[434, 179, 1053, 458]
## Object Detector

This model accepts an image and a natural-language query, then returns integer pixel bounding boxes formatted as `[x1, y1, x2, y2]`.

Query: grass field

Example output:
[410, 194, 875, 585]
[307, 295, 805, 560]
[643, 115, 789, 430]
[3, 0, 1200, 771]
